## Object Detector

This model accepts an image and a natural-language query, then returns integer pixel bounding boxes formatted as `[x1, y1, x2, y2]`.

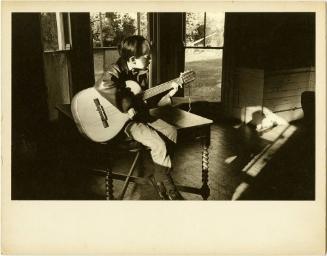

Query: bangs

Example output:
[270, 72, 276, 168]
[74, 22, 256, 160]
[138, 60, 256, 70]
[119, 35, 152, 60]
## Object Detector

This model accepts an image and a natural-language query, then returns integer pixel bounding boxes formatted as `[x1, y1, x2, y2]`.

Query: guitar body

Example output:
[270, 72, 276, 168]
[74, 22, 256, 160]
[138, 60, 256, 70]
[71, 71, 195, 143]
[71, 87, 130, 142]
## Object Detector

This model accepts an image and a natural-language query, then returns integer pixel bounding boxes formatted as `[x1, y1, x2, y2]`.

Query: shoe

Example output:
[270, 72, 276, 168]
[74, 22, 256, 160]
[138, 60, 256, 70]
[156, 182, 169, 200]
[166, 189, 184, 200]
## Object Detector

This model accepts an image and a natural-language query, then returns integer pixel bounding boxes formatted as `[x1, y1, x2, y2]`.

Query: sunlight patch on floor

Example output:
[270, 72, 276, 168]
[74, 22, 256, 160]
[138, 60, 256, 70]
[224, 155, 238, 164]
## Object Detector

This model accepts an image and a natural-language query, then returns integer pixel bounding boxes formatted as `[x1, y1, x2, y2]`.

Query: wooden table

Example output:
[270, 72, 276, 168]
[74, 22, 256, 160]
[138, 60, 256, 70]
[56, 104, 213, 200]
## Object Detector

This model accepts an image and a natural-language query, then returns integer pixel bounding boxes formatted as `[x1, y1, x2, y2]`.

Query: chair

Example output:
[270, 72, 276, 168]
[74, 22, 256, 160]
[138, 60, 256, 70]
[85, 136, 158, 200]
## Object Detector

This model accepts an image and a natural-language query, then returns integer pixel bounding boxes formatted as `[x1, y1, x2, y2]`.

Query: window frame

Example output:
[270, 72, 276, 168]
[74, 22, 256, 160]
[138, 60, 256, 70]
[41, 12, 72, 53]
[183, 12, 225, 50]
[183, 12, 225, 101]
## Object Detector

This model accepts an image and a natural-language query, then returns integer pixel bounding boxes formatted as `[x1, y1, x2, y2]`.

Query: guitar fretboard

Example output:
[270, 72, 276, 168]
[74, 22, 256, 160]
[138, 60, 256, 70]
[143, 78, 181, 100]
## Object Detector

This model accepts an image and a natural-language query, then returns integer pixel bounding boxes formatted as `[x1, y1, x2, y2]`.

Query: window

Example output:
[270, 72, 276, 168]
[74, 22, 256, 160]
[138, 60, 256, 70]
[91, 12, 148, 47]
[40, 13, 71, 52]
[184, 12, 225, 101]
[40, 13, 59, 51]
[90, 12, 149, 80]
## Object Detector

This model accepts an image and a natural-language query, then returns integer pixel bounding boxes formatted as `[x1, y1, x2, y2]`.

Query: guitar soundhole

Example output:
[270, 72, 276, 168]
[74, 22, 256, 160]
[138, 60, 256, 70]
[94, 98, 109, 128]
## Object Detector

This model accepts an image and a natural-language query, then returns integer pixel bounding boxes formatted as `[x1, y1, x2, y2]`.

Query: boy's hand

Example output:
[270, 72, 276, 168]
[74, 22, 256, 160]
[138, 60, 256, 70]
[127, 108, 137, 120]
[169, 81, 182, 97]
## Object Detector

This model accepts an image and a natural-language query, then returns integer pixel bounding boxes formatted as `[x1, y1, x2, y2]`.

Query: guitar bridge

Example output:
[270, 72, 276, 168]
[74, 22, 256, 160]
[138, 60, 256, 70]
[94, 98, 109, 128]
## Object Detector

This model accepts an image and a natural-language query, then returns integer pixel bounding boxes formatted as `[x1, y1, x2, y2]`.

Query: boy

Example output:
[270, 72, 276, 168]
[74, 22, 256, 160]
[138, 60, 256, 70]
[94, 35, 183, 200]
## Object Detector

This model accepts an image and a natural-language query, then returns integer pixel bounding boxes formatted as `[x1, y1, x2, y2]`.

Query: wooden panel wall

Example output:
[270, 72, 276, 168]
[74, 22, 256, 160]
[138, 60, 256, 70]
[231, 68, 264, 122]
[222, 13, 315, 122]
[231, 67, 315, 123]
[264, 68, 315, 112]
[263, 67, 315, 121]
[222, 13, 266, 117]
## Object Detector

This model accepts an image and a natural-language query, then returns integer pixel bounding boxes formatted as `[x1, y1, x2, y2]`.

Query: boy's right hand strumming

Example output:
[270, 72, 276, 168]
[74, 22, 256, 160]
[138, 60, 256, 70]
[127, 107, 137, 120]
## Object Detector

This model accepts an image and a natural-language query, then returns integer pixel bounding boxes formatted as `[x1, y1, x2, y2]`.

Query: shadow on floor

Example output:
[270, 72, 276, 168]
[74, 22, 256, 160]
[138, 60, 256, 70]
[237, 122, 315, 200]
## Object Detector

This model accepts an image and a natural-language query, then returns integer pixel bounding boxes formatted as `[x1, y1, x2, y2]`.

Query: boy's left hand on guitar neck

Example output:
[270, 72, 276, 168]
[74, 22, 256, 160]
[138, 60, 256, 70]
[168, 81, 182, 97]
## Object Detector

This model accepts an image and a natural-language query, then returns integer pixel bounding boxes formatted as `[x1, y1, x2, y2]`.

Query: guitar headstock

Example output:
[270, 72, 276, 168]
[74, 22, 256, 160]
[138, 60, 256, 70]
[179, 70, 196, 84]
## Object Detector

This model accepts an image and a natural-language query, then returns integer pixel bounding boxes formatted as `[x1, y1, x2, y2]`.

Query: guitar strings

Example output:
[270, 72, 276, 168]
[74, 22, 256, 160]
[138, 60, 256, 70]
[96, 75, 193, 115]
[188, 85, 192, 112]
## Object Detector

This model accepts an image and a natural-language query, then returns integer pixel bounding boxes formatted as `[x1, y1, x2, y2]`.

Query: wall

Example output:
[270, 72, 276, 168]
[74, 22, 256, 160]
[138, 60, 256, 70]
[222, 13, 266, 118]
[231, 68, 264, 123]
[222, 13, 315, 123]
[12, 13, 49, 142]
[264, 67, 315, 121]
[230, 67, 315, 123]
[264, 13, 315, 122]
[265, 13, 315, 71]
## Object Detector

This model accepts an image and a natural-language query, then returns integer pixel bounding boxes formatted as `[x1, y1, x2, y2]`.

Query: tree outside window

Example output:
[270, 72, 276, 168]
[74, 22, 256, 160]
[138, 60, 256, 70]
[90, 12, 148, 48]
[40, 13, 59, 51]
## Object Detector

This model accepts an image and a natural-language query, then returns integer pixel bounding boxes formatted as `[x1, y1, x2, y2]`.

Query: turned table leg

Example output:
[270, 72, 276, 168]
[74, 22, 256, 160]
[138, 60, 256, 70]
[201, 136, 210, 200]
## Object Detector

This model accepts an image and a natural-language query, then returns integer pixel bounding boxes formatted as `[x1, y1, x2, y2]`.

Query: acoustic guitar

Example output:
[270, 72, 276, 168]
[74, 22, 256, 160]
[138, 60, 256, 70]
[71, 70, 196, 142]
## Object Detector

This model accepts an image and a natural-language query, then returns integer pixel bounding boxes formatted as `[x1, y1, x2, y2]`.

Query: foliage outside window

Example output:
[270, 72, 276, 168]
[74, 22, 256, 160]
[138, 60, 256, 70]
[185, 12, 224, 47]
[90, 12, 148, 48]
[40, 13, 59, 51]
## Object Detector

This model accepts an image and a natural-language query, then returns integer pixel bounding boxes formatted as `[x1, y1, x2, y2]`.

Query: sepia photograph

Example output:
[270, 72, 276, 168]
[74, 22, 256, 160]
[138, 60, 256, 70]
[11, 11, 316, 201]
[2, 1, 325, 255]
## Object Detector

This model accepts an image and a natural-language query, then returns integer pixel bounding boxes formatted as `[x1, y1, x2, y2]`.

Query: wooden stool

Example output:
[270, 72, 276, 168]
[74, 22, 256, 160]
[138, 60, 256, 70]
[89, 137, 155, 200]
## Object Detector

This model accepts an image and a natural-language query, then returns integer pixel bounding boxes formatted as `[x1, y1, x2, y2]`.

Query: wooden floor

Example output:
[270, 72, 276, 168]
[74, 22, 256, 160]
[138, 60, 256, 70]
[11, 103, 315, 200]
[87, 119, 314, 200]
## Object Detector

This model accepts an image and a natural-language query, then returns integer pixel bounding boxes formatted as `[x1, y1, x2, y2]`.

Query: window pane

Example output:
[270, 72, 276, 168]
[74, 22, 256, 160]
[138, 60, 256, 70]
[91, 12, 149, 48]
[104, 49, 120, 70]
[139, 12, 148, 38]
[40, 13, 59, 51]
[185, 48, 223, 101]
[93, 49, 120, 81]
[205, 12, 225, 47]
[93, 49, 104, 81]
[185, 12, 205, 47]
[91, 12, 148, 81]
[90, 13, 102, 47]
[91, 12, 138, 48]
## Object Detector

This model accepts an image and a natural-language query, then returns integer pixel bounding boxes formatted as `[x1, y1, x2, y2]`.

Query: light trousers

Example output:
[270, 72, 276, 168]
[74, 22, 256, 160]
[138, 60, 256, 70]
[125, 119, 177, 168]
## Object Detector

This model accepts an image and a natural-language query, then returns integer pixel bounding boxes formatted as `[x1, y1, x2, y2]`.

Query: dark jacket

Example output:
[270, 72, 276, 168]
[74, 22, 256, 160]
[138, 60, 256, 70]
[94, 58, 147, 111]
[94, 58, 166, 122]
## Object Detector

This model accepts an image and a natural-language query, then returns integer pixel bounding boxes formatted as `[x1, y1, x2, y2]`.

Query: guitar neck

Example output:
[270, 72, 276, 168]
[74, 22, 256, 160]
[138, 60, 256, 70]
[143, 78, 181, 100]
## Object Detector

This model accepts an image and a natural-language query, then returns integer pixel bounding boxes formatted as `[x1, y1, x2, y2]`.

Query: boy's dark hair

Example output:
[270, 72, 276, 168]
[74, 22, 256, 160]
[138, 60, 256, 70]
[118, 35, 151, 61]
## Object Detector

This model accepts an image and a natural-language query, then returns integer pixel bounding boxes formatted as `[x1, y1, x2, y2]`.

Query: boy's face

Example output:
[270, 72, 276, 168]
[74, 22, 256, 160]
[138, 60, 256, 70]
[132, 54, 151, 70]
[128, 41, 151, 71]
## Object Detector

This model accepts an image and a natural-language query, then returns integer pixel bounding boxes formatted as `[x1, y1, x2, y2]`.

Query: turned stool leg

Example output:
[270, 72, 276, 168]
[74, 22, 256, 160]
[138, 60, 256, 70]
[201, 139, 210, 200]
[105, 168, 114, 200]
